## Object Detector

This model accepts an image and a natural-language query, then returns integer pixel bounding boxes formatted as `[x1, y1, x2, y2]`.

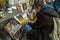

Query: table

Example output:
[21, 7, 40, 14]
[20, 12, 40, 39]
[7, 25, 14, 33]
[0, 10, 19, 30]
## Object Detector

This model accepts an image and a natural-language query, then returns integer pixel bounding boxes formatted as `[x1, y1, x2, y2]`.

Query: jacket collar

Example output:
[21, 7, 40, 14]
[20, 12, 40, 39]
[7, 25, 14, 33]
[41, 4, 54, 10]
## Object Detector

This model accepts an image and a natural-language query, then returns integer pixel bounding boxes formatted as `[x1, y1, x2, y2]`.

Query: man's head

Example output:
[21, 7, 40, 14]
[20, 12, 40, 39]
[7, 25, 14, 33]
[34, 2, 41, 13]
[33, 0, 43, 13]
[33, 0, 52, 13]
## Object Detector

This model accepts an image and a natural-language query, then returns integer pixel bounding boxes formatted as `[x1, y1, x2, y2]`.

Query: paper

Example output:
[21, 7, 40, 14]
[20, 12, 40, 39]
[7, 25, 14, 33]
[8, 8, 12, 11]
[8, 11, 13, 13]
[22, 13, 28, 19]
[12, 6, 16, 9]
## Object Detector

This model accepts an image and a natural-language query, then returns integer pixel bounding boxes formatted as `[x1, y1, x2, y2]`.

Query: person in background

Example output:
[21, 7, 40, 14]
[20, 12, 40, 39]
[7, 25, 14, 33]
[26, 0, 59, 40]
[55, 0, 60, 14]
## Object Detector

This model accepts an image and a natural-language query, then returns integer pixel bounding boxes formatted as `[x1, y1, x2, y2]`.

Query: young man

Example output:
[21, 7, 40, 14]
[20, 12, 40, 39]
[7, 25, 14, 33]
[26, 0, 59, 40]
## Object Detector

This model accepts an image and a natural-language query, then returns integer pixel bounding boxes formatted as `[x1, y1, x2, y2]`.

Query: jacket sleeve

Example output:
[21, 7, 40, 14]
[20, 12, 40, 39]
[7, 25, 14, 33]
[28, 14, 54, 32]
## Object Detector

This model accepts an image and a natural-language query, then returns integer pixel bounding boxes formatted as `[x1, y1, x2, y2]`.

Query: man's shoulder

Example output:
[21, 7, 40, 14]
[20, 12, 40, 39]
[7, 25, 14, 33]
[40, 8, 59, 17]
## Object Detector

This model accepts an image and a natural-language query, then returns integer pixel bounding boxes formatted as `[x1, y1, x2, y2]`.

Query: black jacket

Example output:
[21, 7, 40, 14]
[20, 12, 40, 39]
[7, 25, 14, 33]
[28, 8, 59, 33]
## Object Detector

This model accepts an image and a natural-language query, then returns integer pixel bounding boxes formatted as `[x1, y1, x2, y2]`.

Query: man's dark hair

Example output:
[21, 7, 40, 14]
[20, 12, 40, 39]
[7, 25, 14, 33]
[34, 2, 41, 8]
[33, 0, 44, 8]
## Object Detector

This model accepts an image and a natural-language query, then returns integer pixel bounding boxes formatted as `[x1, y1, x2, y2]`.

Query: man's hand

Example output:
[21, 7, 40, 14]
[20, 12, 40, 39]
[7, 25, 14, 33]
[26, 17, 37, 24]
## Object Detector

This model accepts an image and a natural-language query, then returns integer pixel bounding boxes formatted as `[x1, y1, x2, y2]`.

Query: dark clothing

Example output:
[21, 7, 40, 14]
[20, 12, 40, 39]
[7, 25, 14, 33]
[27, 7, 59, 40]
[29, 13, 54, 32]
